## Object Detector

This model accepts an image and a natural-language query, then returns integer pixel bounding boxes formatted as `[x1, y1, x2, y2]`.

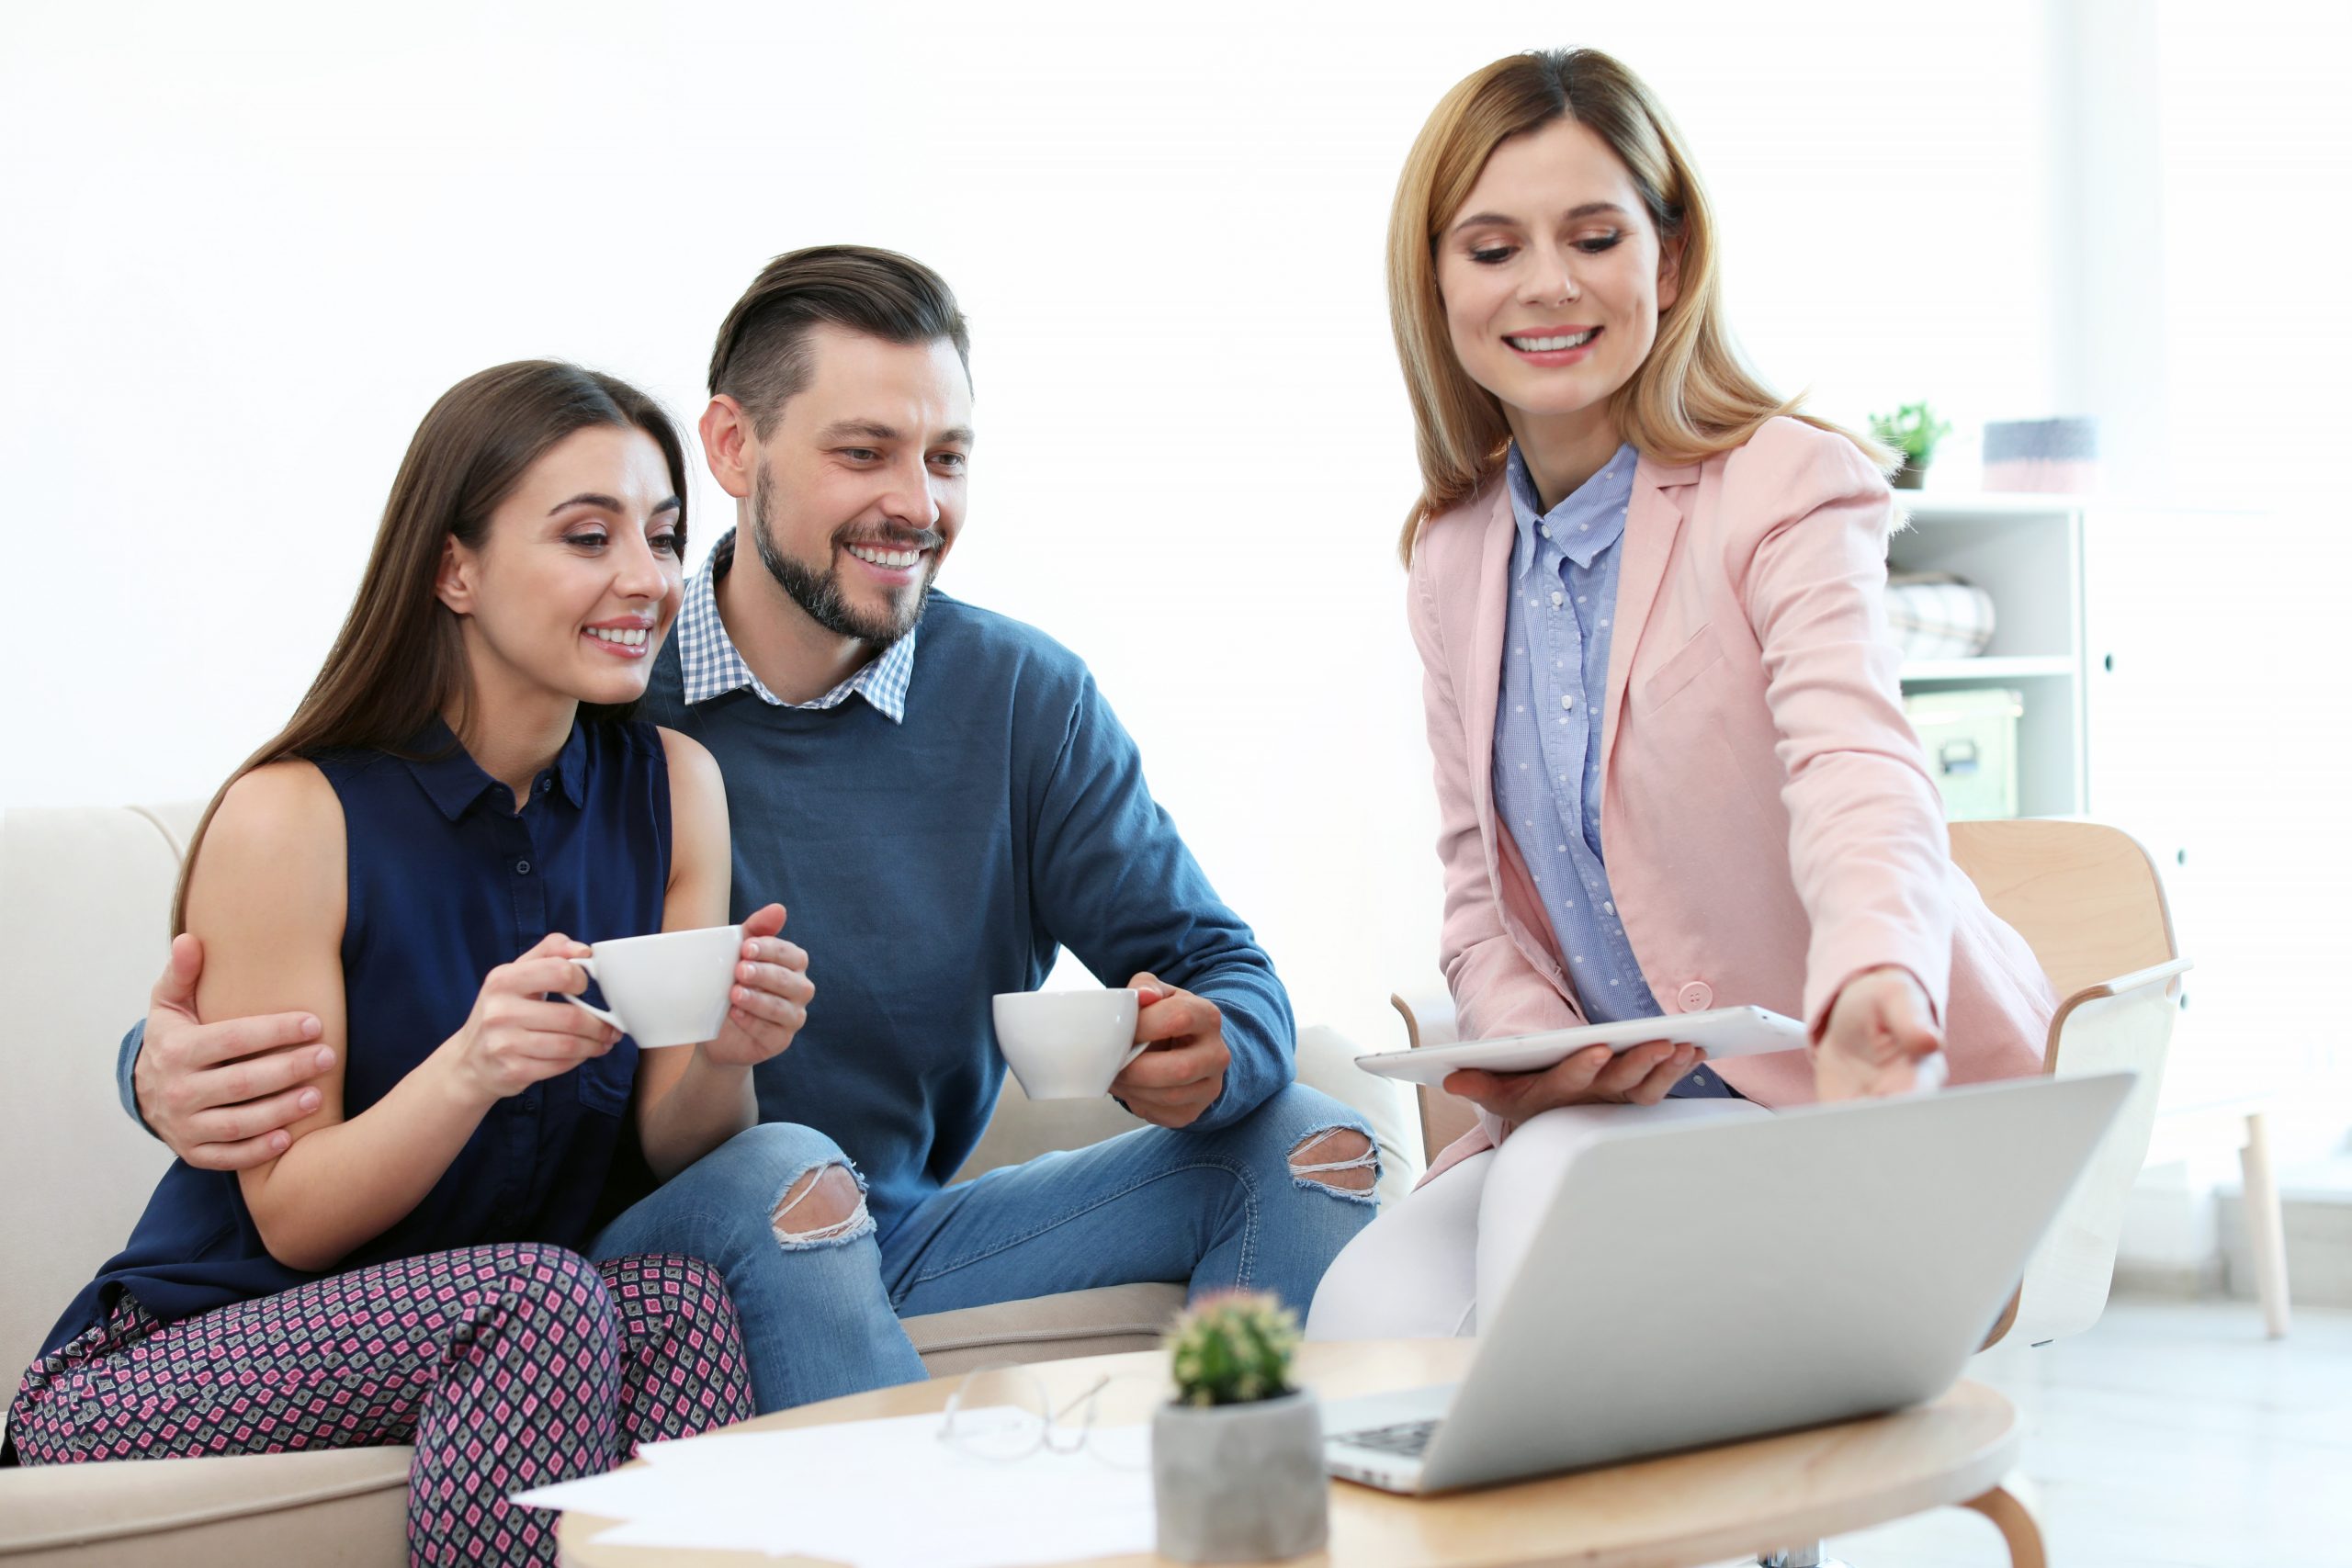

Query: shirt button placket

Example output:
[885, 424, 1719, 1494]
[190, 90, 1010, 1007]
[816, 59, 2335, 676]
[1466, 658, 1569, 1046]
[505, 816, 548, 962]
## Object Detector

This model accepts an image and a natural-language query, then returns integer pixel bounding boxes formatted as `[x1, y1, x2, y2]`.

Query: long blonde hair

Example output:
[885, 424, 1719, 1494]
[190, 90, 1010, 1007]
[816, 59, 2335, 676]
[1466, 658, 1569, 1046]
[1389, 49, 1883, 561]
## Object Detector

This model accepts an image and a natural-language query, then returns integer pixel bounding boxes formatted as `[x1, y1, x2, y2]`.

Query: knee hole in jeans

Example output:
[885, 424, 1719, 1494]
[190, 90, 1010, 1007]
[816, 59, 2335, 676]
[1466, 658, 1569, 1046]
[1288, 1127, 1378, 1196]
[770, 1164, 869, 1247]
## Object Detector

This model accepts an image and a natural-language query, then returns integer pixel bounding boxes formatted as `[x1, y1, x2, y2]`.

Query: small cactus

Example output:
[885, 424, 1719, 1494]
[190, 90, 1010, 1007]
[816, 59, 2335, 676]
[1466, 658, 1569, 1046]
[1165, 1290, 1300, 1408]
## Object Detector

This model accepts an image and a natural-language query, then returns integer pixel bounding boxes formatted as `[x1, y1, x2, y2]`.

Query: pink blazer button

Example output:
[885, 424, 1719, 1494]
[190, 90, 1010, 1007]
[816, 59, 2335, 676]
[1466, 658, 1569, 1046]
[1677, 981, 1714, 1011]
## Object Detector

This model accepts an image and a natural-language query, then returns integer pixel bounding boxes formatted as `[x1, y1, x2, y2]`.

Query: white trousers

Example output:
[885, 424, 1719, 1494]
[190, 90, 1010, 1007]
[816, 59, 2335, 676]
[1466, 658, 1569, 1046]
[1303, 1097, 1770, 1340]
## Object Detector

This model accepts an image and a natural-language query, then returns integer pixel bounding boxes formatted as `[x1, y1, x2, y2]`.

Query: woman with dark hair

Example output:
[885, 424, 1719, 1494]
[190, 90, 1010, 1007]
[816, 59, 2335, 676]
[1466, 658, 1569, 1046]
[7, 362, 808, 1564]
[1306, 50, 2054, 1339]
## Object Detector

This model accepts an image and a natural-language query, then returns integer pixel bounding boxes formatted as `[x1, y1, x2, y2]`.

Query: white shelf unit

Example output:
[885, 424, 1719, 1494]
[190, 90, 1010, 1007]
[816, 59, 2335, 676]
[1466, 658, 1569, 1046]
[1887, 493, 2087, 819]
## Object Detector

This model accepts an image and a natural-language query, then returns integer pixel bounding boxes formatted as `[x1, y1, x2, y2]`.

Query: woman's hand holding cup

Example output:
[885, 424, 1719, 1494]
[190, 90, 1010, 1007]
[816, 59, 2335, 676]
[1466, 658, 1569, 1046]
[447, 932, 619, 1103]
[696, 904, 814, 1069]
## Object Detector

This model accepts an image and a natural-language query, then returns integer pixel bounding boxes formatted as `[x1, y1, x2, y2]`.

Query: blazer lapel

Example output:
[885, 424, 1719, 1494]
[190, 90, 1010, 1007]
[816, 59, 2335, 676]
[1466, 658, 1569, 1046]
[1467, 487, 1577, 999]
[1601, 456, 1700, 785]
[1464, 487, 1516, 845]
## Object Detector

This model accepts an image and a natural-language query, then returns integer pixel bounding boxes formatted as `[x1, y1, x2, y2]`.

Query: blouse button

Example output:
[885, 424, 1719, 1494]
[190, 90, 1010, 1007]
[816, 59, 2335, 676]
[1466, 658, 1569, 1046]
[1677, 980, 1714, 1012]
[515, 860, 532, 876]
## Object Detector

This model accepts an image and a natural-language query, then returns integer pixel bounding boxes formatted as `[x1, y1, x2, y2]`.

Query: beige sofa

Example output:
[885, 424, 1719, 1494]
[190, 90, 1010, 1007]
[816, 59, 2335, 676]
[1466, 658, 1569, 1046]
[0, 802, 1423, 1566]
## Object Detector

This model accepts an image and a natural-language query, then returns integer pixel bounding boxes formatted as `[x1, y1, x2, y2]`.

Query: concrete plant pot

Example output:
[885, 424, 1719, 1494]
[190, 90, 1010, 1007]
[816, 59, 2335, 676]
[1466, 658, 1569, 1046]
[1151, 1389, 1329, 1562]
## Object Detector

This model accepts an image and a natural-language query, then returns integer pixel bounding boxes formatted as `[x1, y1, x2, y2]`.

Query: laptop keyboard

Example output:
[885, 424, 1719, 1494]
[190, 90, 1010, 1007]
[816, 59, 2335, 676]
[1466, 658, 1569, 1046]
[1332, 1417, 1441, 1458]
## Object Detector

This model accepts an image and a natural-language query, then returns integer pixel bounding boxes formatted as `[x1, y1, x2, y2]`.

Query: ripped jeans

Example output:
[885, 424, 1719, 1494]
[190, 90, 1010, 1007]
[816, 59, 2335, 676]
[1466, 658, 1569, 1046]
[587, 1084, 1376, 1414]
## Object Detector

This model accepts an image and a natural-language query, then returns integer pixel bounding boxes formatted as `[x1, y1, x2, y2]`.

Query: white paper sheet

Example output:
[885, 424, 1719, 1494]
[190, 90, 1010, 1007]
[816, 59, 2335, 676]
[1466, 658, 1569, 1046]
[514, 1407, 1155, 1566]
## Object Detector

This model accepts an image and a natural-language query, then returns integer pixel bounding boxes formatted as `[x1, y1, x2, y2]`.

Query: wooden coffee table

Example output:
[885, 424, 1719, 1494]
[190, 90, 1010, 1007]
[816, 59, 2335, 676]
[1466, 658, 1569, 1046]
[558, 1340, 2043, 1568]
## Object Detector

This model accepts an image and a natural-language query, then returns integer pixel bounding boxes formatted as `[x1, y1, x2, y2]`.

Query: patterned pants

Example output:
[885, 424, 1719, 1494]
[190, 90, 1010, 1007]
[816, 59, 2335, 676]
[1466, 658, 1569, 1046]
[9, 1244, 754, 1565]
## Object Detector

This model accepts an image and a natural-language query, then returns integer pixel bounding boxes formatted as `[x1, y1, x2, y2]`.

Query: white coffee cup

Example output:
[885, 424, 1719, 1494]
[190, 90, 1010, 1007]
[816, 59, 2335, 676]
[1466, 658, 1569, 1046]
[562, 924, 743, 1048]
[991, 988, 1145, 1100]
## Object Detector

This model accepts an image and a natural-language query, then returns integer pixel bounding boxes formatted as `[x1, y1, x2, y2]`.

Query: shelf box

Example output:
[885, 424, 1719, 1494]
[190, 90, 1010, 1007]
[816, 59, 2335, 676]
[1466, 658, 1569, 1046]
[1905, 688, 2024, 821]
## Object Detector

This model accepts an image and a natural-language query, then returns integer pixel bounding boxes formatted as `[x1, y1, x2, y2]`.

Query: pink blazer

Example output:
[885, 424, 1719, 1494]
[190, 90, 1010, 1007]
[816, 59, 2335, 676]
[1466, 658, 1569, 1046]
[1410, 418, 2053, 1180]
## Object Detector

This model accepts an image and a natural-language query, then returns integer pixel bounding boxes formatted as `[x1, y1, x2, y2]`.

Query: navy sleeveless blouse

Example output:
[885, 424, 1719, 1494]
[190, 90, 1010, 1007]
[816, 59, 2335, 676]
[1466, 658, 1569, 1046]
[40, 718, 672, 1358]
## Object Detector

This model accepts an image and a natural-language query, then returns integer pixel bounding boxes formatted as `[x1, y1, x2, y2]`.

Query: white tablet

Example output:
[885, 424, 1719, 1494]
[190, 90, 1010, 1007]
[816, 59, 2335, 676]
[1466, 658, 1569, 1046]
[1352, 1006, 1808, 1089]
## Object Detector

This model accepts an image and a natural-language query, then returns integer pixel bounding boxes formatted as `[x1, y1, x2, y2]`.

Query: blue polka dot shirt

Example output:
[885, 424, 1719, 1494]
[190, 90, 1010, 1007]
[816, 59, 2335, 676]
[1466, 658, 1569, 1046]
[1491, 443, 1733, 1097]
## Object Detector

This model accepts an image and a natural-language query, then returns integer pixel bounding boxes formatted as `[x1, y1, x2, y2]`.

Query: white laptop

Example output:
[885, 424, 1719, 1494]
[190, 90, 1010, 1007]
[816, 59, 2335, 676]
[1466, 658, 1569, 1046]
[1321, 1071, 2132, 1495]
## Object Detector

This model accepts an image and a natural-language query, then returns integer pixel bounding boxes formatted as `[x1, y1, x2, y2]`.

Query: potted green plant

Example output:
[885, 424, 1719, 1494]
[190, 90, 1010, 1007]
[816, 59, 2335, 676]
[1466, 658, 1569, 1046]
[1152, 1292, 1328, 1562]
[1869, 401, 1952, 490]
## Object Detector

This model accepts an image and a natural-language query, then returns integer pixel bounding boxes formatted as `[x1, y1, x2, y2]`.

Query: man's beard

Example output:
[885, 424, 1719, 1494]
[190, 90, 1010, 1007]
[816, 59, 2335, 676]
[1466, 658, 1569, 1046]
[750, 468, 938, 649]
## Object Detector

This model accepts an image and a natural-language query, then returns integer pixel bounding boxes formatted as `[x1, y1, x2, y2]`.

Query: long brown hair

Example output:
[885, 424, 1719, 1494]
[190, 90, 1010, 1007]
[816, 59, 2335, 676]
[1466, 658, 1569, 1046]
[1389, 49, 1884, 561]
[171, 360, 689, 932]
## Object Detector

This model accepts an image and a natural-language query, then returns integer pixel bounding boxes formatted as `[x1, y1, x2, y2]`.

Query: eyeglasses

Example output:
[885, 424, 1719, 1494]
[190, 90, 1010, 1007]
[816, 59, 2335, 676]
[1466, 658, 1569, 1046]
[935, 1361, 1148, 1471]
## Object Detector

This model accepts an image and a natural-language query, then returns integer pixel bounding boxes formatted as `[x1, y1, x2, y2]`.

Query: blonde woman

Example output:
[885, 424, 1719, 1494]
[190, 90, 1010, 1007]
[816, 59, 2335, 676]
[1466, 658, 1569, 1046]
[1307, 49, 2053, 1339]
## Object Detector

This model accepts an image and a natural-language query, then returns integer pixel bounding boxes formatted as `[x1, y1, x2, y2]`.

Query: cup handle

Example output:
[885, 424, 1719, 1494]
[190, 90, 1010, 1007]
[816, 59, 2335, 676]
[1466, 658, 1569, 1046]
[1115, 1040, 1149, 1075]
[563, 956, 626, 1034]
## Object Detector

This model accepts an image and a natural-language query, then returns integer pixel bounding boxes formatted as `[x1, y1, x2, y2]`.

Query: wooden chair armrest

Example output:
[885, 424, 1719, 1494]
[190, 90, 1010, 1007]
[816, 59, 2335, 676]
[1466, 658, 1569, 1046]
[1390, 988, 1474, 1167]
[1389, 987, 1459, 1051]
[2060, 955, 2193, 1008]
[2044, 956, 2192, 1061]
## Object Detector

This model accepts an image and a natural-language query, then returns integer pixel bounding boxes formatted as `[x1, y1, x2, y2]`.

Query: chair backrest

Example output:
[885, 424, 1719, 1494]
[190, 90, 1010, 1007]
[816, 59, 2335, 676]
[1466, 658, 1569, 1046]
[1946, 818, 2177, 998]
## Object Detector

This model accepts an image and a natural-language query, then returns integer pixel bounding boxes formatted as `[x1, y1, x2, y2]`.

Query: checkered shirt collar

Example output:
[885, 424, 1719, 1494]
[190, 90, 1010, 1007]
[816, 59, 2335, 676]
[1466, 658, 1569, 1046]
[675, 530, 916, 722]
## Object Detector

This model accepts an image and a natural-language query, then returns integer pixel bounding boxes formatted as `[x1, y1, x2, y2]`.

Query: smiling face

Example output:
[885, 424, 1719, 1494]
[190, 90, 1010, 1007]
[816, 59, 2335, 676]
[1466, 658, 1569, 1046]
[740, 322, 972, 648]
[435, 423, 685, 709]
[1436, 116, 1679, 462]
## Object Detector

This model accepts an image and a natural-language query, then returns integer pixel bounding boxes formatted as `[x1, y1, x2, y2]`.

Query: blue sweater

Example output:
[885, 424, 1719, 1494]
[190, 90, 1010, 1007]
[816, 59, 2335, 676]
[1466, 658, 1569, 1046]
[637, 592, 1295, 1226]
[118, 593, 1295, 1234]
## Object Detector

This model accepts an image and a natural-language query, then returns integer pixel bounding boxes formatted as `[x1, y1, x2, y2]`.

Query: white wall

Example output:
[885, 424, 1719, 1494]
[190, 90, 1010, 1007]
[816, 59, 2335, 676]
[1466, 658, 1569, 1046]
[4, 0, 2065, 1050]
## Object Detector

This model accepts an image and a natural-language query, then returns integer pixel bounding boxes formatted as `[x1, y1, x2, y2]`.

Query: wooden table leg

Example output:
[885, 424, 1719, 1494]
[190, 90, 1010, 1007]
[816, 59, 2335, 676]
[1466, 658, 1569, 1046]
[2240, 1111, 2292, 1339]
[1964, 1484, 2046, 1568]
